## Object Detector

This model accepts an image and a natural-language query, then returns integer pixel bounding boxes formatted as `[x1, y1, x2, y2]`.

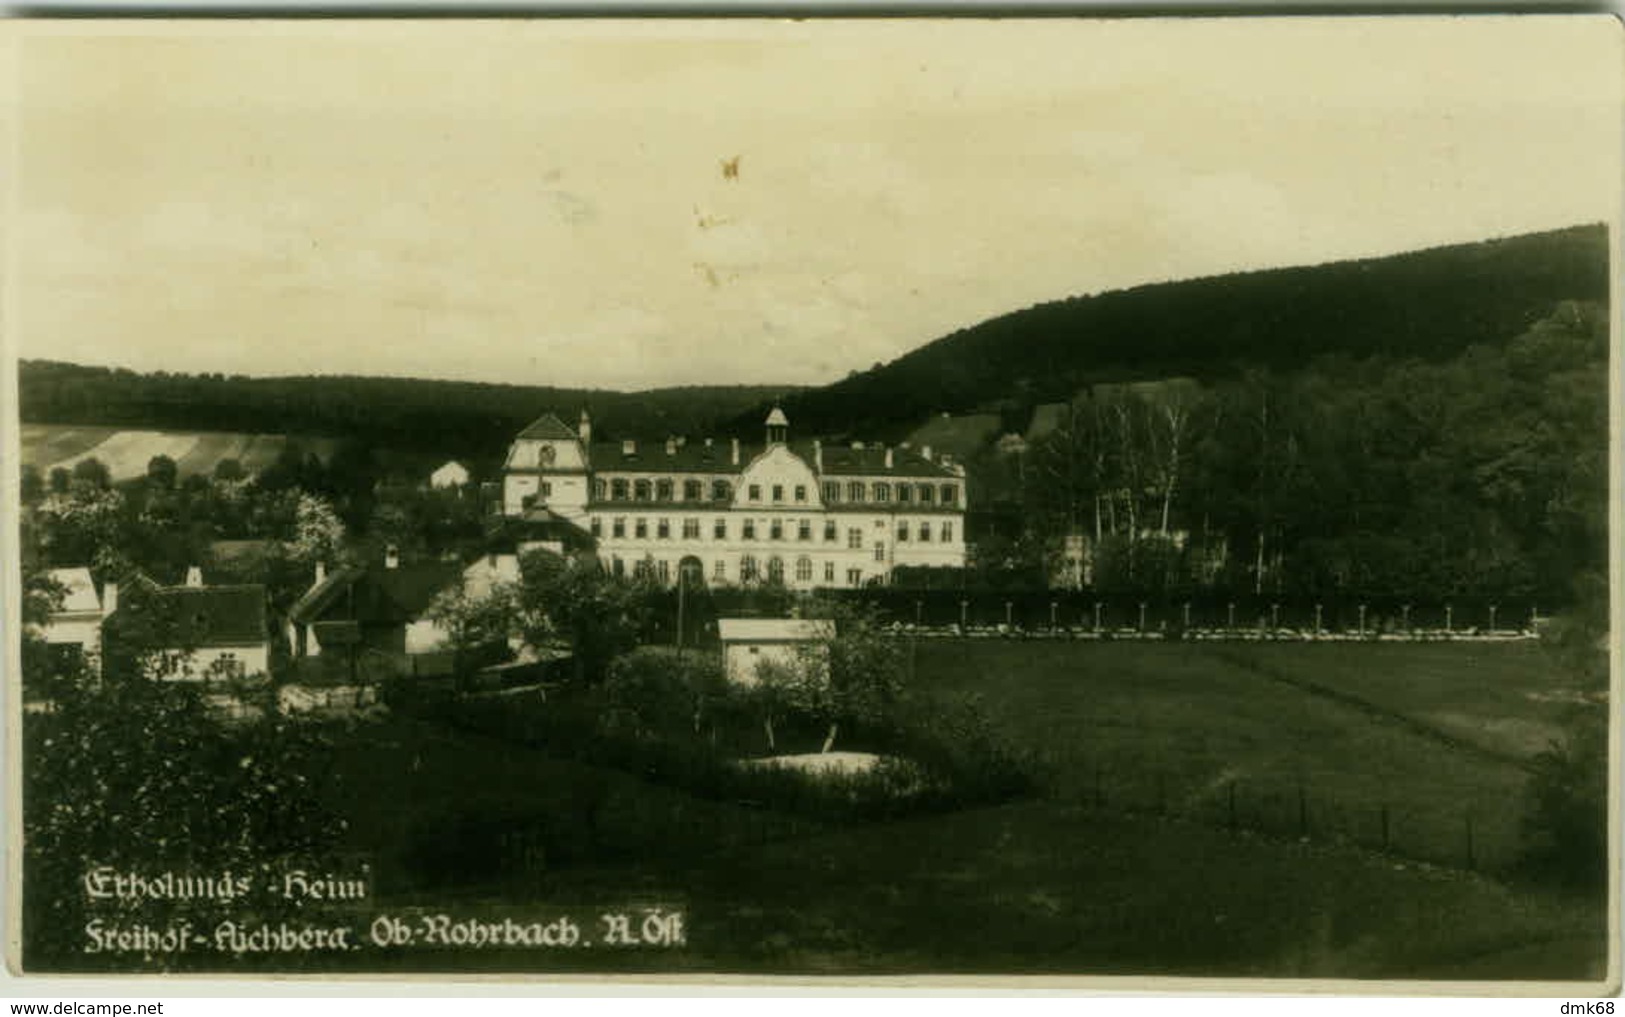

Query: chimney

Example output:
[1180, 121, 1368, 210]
[101, 581, 118, 618]
[314, 561, 327, 586]
[731, 438, 741, 466]
[185, 565, 203, 588]
[578, 410, 592, 443]
[385, 545, 400, 570]
[622, 439, 636, 457]
[884, 447, 894, 469]
[922, 444, 933, 462]
[665, 437, 676, 456]
[813, 439, 823, 471]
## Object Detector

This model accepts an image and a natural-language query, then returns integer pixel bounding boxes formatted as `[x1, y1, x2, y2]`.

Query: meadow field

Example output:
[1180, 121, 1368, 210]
[909, 639, 1586, 873]
[239, 639, 1603, 981]
[22, 422, 340, 482]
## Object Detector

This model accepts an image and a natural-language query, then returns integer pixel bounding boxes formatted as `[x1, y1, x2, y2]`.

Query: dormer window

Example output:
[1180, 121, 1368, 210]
[940, 484, 958, 507]
[897, 485, 912, 505]
[919, 485, 934, 505]
[634, 480, 651, 501]
[656, 479, 673, 501]
[683, 480, 703, 501]
[612, 479, 629, 500]
[847, 482, 865, 503]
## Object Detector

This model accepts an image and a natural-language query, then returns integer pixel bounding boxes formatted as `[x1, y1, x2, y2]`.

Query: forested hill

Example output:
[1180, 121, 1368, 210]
[17, 363, 796, 458]
[734, 223, 1610, 440]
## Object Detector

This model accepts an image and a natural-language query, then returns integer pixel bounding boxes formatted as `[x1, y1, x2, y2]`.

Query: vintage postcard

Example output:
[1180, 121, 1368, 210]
[2, 16, 1619, 992]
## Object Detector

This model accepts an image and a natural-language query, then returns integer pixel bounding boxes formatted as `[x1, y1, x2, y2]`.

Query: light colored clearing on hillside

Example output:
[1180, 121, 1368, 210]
[1026, 402, 1069, 441]
[45, 430, 201, 481]
[742, 751, 883, 776]
[905, 413, 1000, 458]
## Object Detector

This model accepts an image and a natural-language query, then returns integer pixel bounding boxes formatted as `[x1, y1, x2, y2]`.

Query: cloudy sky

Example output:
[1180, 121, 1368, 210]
[11, 17, 1621, 390]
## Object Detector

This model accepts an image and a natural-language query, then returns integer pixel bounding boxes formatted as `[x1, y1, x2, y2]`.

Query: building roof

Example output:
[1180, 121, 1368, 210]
[588, 440, 959, 479]
[515, 413, 581, 441]
[110, 584, 268, 648]
[717, 618, 835, 643]
[765, 406, 789, 427]
[46, 567, 101, 615]
[288, 561, 463, 625]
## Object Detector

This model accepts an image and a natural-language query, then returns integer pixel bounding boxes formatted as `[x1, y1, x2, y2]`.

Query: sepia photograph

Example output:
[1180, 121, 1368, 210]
[2, 15, 1619, 990]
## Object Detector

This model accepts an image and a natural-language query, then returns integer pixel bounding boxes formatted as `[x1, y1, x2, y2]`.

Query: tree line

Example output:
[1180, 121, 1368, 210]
[957, 301, 1607, 607]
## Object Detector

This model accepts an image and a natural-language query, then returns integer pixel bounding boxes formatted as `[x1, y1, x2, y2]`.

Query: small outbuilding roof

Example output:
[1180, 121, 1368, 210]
[717, 618, 834, 643]
[46, 567, 101, 615]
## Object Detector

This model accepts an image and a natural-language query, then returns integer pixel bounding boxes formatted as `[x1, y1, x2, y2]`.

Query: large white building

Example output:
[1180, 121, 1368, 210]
[502, 408, 967, 589]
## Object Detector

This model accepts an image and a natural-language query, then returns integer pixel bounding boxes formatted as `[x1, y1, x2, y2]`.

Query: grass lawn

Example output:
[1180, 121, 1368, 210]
[272, 712, 1605, 981]
[1217, 642, 1597, 760]
[909, 640, 1553, 871]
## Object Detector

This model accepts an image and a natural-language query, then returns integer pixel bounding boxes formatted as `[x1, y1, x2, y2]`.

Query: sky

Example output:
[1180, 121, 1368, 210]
[9, 17, 1622, 391]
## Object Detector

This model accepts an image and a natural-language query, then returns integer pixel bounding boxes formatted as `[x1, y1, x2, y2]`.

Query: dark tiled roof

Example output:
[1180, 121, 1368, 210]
[288, 562, 462, 625]
[112, 585, 268, 647]
[516, 413, 581, 440]
[588, 441, 958, 479]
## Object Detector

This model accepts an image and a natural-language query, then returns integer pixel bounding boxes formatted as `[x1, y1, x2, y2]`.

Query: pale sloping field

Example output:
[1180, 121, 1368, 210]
[21, 424, 338, 482]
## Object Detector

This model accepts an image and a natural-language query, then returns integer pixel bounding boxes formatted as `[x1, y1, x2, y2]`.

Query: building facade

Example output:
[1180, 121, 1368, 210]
[502, 409, 967, 589]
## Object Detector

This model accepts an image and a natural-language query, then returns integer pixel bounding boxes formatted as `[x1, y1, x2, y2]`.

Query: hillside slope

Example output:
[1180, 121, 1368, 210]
[739, 224, 1610, 440]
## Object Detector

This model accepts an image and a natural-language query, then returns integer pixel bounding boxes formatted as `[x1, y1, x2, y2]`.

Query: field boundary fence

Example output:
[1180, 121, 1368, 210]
[1068, 760, 1515, 875]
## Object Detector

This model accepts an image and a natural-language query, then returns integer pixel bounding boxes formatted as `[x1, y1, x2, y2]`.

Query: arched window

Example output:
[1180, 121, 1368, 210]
[847, 481, 866, 502]
[873, 483, 891, 503]
[634, 479, 652, 501]
[656, 478, 674, 501]
[712, 480, 732, 501]
[611, 478, 629, 500]
[795, 556, 813, 582]
[740, 555, 758, 581]
[683, 479, 703, 501]
[940, 484, 958, 507]
[767, 556, 784, 583]
[822, 482, 840, 503]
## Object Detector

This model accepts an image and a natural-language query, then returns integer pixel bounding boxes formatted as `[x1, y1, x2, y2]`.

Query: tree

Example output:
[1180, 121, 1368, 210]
[71, 456, 111, 491]
[214, 457, 245, 483]
[145, 454, 178, 491]
[756, 600, 906, 753]
[289, 493, 347, 569]
[424, 580, 521, 685]
[516, 553, 645, 684]
[48, 466, 70, 496]
[20, 464, 45, 505]
[22, 679, 343, 969]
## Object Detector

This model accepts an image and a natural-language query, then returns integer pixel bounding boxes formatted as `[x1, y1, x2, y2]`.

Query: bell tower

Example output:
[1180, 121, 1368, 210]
[765, 406, 789, 447]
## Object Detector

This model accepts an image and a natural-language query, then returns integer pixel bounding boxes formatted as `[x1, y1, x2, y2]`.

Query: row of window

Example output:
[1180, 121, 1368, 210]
[591, 477, 960, 507]
[609, 554, 865, 587]
[591, 516, 955, 544]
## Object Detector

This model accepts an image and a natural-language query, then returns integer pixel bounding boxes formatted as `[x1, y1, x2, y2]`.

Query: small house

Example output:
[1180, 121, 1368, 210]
[40, 566, 105, 664]
[104, 568, 270, 681]
[718, 617, 834, 685]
